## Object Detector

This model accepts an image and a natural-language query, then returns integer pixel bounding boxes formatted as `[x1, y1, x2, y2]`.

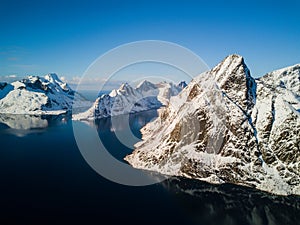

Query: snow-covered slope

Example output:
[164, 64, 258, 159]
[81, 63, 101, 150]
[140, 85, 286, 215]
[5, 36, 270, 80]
[73, 80, 185, 120]
[0, 73, 89, 115]
[125, 55, 300, 196]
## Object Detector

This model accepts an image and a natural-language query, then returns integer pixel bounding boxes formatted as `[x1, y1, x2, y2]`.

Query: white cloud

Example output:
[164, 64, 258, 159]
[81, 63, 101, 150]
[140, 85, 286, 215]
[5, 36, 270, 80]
[0, 74, 19, 82]
[6, 74, 17, 78]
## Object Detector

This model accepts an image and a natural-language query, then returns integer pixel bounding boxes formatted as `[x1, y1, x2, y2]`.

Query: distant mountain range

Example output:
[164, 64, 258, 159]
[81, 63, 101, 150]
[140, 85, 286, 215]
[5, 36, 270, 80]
[0, 73, 89, 115]
[72, 80, 187, 120]
[125, 54, 300, 196]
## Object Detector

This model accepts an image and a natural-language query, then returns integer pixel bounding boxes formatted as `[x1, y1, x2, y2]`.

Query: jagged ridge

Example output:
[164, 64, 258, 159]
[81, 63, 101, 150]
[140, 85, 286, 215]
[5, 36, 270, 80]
[125, 54, 300, 196]
[0, 73, 88, 115]
[73, 80, 185, 120]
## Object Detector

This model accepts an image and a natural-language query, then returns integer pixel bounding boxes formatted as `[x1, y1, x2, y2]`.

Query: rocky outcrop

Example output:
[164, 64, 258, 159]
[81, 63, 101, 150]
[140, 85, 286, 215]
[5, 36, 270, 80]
[252, 64, 300, 189]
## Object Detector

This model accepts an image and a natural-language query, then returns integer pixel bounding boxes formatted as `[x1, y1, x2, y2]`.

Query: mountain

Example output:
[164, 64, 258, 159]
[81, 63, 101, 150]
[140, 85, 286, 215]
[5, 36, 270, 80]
[73, 80, 185, 120]
[0, 73, 89, 115]
[125, 54, 300, 196]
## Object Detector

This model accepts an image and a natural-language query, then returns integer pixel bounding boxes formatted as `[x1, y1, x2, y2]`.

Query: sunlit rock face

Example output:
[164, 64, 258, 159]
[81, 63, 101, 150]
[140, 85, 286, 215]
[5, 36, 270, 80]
[252, 64, 300, 189]
[126, 55, 300, 196]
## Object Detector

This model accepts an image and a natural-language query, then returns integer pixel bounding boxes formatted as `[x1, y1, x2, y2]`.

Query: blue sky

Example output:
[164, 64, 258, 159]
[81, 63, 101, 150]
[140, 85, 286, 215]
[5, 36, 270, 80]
[1, 0, 300, 89]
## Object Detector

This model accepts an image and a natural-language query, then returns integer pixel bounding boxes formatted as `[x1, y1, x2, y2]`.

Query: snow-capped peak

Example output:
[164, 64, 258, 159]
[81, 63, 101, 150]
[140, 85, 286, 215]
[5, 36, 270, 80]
[136, 80, 157, 93]
[73, 80, 186, 120]
[259, 63, 300, 96]
[0, 73, 89, 115]
[117, 82, 136, 96]
[210, 54, 256, 112]
[212, 54, 250, 82]
[44, 73, 71, 92]
[125, 55, 300, 196]
[119, 82, 130, 90]
[44, 73, 61, 83]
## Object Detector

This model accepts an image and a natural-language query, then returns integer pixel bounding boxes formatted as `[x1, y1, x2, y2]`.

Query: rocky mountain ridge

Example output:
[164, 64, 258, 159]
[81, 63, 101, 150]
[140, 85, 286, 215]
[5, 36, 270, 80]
[73, 80, 186, 120]
[125, 54, 300, 195]
[0, 73, 88, 115]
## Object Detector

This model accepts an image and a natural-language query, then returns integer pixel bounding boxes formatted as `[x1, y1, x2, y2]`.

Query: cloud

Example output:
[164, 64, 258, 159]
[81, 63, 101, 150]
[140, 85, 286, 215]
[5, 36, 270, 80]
[6, 74, 17, 78]
[0, 74, 20, 83]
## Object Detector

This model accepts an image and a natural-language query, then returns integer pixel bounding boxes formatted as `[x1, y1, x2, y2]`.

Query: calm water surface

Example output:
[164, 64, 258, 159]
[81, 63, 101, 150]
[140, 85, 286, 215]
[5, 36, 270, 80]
[0, 111, 299, 225]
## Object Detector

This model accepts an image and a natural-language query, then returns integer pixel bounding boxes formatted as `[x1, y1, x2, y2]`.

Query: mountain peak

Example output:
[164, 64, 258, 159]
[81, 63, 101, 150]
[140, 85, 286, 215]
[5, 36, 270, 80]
[259, 63, 300, 96]
[137, 80, 155, 87]
[119, 82, 131, 90]
[0, 73, 87, 115]
[44, 73, 61, 83]
[136, 80, 157, 93]
[117, 82, 136, 97]
[125, 56, 300, 196]
[212, 54, 246, 77]
[211, 54, 255, 112]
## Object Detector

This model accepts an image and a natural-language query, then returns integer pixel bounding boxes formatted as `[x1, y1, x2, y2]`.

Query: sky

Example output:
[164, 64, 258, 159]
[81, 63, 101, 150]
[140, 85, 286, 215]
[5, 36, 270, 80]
[1, 0, 300, 90]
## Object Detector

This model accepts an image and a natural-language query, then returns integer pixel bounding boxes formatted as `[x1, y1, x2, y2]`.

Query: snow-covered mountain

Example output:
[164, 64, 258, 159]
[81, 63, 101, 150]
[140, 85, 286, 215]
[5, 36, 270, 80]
[125, 54, 300, 196]
[0, 73, 89, 115]
[73, 80, 185, 120]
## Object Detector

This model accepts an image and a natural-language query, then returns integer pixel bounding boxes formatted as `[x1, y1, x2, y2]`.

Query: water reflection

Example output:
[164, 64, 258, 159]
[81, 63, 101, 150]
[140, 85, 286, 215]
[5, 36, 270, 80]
[0, 113, 69, 137]
[91, 109, 159, 161]
[94, 109, 159, 133]
[163, 177, 300, 225]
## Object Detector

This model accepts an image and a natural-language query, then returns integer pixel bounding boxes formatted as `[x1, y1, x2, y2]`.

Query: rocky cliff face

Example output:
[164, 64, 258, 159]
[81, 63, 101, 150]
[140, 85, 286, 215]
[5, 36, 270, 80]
[125, 55, 300, 195]
[252, 64, 300, 192]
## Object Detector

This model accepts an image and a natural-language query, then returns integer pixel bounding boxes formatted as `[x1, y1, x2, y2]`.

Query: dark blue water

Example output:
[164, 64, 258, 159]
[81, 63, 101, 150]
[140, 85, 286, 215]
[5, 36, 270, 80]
[0, 112, 299, 225]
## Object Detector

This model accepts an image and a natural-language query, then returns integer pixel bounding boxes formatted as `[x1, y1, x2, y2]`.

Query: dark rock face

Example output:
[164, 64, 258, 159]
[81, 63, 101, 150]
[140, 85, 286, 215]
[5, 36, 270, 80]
[23, 77, 49, 92]
[126, 55, 300, 195]
[178, 81, 187, 89]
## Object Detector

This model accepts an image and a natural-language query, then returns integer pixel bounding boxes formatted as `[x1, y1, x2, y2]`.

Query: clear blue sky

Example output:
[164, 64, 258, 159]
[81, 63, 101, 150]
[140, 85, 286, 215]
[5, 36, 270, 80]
[1, 0, 299, 86]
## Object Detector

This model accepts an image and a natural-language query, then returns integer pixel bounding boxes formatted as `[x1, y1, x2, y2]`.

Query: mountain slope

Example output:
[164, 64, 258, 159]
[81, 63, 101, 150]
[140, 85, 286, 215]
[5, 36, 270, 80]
[125, 55, 300, 195]
[73, 80, 185, 120]
[0, 73, 88, 115]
